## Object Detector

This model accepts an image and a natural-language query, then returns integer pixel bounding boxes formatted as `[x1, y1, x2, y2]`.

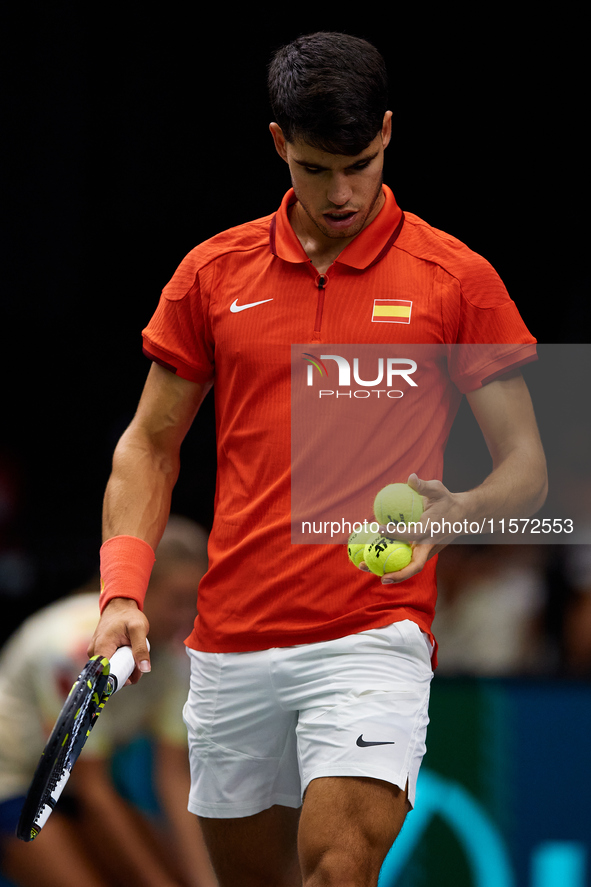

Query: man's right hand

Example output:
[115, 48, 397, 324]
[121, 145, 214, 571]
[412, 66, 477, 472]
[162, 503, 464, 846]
[87, 598, 151, 683]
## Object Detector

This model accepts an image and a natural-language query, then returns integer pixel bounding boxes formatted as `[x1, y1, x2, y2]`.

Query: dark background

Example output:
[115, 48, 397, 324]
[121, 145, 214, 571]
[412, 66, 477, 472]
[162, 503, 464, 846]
[1, 7, 587, 640]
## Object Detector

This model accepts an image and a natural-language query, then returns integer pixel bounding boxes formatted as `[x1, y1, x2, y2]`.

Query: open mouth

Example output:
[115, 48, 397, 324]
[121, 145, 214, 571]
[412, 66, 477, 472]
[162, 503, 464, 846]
[323, 210, 359, 229]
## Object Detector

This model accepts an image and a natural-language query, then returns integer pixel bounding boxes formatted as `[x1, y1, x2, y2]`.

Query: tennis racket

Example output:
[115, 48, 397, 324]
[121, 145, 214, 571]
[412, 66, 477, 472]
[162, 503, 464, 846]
[16, 644, 141, 842]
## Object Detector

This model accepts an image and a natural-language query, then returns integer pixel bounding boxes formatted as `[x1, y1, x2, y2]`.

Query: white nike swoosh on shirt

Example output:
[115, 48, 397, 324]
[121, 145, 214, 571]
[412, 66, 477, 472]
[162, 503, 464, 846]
[230, 298, 274, 313]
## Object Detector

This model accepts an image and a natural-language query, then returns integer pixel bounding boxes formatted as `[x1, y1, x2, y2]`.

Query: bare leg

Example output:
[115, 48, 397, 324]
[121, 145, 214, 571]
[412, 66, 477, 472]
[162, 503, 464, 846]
[298, 776, 410, 887]
[198, 804, 301, 887]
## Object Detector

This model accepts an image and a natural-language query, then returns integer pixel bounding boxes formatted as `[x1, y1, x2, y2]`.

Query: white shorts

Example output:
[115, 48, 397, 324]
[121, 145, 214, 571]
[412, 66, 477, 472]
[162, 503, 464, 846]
[183, 620, 433, 818]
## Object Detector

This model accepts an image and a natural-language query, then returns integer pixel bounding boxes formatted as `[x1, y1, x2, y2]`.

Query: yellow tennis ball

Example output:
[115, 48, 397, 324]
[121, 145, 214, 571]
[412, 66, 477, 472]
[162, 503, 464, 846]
[347, 528, 376, 567]
[373, 482, 424, 527]
[364, 536, 413, 575]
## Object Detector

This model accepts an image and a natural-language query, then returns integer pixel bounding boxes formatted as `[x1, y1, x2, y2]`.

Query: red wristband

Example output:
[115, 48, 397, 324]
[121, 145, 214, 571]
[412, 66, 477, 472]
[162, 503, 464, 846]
[99, 535, 156, 614]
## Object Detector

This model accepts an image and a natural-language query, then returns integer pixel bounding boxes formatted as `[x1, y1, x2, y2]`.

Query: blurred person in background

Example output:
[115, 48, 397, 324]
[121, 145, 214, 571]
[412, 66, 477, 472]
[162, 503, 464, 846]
[0, 515, 218, 887]
[0, 452, 36, 648]
[545, 405, 591, 677]
[562, 545, 591, 676]
[433, 544, 550, 676]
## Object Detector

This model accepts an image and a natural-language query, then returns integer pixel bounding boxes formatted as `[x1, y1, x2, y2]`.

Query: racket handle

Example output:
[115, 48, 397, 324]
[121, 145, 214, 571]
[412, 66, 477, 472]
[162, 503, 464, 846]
[109, 640, 150, 692]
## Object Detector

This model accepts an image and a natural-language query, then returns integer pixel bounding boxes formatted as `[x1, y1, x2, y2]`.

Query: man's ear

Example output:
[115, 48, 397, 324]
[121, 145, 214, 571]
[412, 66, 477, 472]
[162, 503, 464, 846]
[269, 123, 289, 162]
[381, 111, 393, 150]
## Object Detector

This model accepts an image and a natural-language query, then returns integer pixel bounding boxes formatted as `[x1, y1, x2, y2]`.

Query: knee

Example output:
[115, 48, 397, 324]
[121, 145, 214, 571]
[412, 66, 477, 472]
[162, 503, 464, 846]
[302, 848, 377, 887]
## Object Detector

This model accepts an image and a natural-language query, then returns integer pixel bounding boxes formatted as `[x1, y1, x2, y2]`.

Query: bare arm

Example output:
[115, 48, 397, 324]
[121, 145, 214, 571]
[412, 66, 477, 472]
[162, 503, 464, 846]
[459, 368, 548, 521]
[369, 370, 548, 583]
[88, 363, 207, 663]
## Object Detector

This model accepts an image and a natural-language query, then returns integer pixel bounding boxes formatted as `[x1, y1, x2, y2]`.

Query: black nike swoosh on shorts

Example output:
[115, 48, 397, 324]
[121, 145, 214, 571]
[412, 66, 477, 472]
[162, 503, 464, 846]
[356, 734, 396, 747]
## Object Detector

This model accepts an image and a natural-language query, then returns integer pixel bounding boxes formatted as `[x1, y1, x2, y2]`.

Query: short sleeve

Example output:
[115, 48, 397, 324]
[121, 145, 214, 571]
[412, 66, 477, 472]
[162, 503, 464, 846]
[447, 251, 537, 392]
[142, 251, 215, 384]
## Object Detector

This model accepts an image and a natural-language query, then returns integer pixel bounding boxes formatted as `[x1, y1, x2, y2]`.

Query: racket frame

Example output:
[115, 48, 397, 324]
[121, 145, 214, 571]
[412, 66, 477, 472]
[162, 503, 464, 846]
[16, 646, 136, 842]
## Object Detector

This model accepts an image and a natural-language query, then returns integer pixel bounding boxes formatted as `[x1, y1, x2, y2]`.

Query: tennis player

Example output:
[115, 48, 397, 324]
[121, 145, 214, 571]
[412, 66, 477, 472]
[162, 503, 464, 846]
[0, 517, 217, 887]
[88, 32, 547, 887]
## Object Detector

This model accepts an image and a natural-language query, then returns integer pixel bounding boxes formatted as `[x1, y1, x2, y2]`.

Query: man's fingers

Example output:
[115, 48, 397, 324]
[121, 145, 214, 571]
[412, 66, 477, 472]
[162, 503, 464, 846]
[129, 631, 152, 674]
[87, 631, 120, 660]
[87, 598, 151, 682]
[381, 544, 432, 584]
[407, 473, 447, 502]
[115, 618, 150, 682]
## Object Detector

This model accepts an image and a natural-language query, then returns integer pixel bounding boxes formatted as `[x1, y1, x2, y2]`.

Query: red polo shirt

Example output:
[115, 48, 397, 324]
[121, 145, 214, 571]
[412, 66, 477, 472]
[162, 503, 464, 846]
[142, 186, 536, 661]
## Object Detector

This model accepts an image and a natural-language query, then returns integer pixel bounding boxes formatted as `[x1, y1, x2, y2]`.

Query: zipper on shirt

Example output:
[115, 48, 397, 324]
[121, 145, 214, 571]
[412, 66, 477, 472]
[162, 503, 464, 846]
[314, 272, 328, 333]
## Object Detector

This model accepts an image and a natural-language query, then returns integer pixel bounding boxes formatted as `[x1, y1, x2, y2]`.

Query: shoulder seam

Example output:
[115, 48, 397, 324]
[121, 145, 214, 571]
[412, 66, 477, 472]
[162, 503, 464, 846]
[183, 215, 274, 274]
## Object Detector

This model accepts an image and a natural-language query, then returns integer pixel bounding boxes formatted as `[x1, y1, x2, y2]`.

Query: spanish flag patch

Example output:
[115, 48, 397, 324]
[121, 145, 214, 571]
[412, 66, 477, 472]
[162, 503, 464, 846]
[371, 300, 412, 324]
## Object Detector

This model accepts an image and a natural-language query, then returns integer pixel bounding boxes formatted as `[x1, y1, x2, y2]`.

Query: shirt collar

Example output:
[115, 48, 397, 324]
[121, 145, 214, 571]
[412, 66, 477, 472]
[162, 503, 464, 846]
[269, 184, 404, 270]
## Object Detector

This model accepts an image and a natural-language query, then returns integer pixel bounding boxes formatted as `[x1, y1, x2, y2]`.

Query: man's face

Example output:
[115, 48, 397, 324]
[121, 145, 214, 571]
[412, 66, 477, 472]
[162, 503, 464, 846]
[270, 112, 392, 246]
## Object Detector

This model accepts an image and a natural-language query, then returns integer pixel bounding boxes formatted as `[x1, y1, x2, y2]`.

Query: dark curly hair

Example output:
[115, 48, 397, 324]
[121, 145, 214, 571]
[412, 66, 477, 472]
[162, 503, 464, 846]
[268, 32, 388, 156]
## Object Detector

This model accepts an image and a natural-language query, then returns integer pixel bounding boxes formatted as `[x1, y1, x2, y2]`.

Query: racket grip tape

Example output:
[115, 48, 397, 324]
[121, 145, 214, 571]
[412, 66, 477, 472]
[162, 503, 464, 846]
[109, 640, 150, 692]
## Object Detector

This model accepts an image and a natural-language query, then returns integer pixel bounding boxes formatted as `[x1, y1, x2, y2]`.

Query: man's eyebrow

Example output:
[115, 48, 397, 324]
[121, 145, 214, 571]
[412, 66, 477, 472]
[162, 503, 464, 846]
[293, 150, 380, 170]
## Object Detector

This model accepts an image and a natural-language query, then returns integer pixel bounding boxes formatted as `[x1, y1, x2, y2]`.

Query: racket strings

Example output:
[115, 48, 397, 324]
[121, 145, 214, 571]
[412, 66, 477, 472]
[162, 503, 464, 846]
[20, 659, 111, 837]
